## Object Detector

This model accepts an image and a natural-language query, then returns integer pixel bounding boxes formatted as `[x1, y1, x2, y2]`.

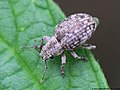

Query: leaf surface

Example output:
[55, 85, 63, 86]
[0, 0, 109, 90]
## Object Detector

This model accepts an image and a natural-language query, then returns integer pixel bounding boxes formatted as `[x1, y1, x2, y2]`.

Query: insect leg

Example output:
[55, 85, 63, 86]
[43, 36, 51, 42]
[33, 36, 51, 52]
[70, 50, 88, 61]
[34, 36, 51, 51]
[34, 36, 51, 52]
[81, 44, 96, 50]
[40, 60, 48, 83]
[61, 53, 66, 78]
[31, 38, 44, 52]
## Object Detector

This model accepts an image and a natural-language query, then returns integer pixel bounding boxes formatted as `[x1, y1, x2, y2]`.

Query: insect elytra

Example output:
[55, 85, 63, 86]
[22, 13, 99, 83]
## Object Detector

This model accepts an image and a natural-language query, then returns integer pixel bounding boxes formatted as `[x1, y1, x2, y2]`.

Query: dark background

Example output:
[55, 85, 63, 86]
[55, 0, 120, 88]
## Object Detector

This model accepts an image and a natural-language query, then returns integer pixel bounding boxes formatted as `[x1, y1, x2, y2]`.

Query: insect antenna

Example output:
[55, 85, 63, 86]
[20, 39, 44, 52]
[20, 45, 41, 52]
[40, 60, 48, 84]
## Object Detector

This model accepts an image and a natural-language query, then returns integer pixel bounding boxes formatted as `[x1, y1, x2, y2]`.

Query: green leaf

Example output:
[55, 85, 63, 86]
[0, 0, 109, 90]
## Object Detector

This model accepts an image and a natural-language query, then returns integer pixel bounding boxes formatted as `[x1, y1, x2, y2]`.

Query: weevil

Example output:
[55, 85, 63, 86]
[22, 13, 99, 83]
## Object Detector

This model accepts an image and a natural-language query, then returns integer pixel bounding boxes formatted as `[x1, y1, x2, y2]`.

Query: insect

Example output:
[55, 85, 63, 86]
[22, 13, 99, 83]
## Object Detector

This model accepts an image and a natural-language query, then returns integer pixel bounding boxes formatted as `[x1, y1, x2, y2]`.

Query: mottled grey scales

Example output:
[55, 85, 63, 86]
[55, 13, 97, 49]
[26, 13, 99, 82]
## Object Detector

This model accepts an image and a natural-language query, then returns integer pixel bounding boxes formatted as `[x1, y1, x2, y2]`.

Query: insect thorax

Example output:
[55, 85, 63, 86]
[40, 36, 64, 60]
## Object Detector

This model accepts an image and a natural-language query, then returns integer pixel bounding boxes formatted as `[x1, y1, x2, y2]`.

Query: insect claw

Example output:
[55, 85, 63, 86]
[76, 56, 81, 60]
[75, 55, 88, 62]
[81, 57, 88, 62]
[40, 78, 44, 84]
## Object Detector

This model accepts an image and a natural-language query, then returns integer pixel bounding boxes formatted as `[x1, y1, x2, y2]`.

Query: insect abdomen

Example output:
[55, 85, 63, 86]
[60, 25, 93, 49]
[60, 33, 80, 49]
[55, 13, 97, 50]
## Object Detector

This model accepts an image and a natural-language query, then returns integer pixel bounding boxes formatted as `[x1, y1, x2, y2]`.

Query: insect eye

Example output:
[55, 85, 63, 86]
[50, 56, 54, 59]
[92, 23, 96, 29]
